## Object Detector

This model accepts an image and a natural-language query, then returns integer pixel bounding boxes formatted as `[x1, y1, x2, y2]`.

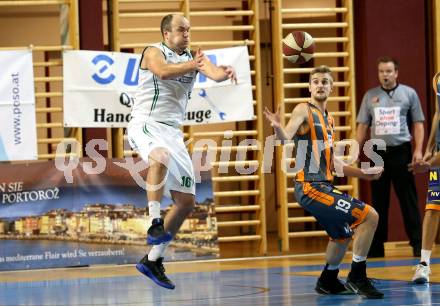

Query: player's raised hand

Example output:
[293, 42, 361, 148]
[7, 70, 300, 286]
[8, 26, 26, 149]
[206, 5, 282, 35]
[194, 47, 205, 71]
[264, 106, 282, 129]
[219, 65, 237, 84]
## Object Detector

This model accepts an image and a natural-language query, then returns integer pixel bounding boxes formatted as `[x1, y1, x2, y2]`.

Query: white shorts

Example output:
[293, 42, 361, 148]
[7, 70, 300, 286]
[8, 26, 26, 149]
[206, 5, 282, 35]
[127, 119, 195, 198]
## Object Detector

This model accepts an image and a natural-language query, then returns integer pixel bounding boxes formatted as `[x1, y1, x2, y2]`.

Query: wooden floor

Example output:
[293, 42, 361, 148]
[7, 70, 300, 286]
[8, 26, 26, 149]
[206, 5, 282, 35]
[1, 250, 440, 305]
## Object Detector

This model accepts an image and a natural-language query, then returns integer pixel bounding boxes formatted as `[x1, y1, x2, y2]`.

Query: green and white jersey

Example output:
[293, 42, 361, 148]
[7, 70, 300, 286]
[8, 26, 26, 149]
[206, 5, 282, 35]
[131, 42, 197, 126]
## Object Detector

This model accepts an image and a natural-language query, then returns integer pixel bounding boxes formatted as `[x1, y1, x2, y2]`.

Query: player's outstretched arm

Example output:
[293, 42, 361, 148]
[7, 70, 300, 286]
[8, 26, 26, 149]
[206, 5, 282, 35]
[142, 47, 197, 80]
[264, 103, 308, 142]
[194, 48, 237, 83]
[337, 164, 383, 181]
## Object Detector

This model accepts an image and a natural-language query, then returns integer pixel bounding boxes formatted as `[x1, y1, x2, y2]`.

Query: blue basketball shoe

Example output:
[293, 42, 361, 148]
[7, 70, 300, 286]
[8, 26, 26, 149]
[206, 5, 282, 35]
[147, 218, 172, 245]
[136, 255, 175, 290]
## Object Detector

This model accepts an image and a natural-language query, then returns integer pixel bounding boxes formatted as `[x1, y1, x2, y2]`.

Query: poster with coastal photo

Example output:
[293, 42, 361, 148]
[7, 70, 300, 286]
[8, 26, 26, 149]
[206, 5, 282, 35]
[0, 158, 217, 271]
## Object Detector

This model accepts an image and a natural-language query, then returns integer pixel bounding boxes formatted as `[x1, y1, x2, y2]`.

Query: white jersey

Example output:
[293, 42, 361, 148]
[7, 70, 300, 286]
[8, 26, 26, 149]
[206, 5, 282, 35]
[130, 42, 197, 126]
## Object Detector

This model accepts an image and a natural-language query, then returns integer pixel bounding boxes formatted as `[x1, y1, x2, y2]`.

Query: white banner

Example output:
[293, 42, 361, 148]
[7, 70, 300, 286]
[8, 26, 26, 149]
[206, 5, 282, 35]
[0, 50, 37, 161]
[63, 47, 253, 127]
[187, 46, 254, 124]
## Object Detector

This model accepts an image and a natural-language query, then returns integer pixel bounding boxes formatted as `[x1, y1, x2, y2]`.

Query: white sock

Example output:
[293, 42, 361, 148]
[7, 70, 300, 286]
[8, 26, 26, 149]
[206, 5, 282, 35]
[353, 254, 367, 262]
[148, 201, 161, 219]
[327, 264, 340, 270]
[421, 249, 432, 265]
[148, 241, 170, 261]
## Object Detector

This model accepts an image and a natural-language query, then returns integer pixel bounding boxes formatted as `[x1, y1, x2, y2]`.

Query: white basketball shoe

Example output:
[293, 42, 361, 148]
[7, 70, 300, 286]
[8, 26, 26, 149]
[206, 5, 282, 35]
[412, 263, 431, 284]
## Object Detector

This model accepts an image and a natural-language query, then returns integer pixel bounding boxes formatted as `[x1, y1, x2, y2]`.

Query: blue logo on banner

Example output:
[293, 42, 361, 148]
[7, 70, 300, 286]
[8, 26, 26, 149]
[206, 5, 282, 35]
[0, 136, 8, 161]
[91, 54, 115, 84]
[91, 54, 139, 86]
[124, 58, 139, 86]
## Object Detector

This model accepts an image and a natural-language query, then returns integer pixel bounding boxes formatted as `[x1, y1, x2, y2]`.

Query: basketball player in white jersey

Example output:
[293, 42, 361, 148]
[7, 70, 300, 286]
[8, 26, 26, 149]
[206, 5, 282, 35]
[127, 14, 236, 289]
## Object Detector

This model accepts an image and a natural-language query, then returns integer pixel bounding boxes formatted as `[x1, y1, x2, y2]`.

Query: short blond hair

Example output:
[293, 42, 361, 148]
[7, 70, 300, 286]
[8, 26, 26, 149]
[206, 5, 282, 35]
[309, 65, 333, 83]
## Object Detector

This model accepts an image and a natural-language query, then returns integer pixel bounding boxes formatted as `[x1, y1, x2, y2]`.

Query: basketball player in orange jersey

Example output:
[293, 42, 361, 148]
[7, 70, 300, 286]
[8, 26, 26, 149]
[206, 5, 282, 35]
[264, 65, 384, 299]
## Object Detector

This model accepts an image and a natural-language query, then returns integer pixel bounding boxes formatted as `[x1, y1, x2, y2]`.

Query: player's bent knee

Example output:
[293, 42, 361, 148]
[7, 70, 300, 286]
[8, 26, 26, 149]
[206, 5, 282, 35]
[332, 237, 351, 246]
[175, 201, 195, 217]
[149, 148, 170, 166]
[184, 199, 196, 212]
[365, 205, 379, 225]
[179, 198, 195, 215]
[173, 193, 196, 214]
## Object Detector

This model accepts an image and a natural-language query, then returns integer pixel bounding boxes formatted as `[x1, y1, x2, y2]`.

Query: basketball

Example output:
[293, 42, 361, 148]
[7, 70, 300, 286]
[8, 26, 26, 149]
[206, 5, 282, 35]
[282, 31, 315, 64]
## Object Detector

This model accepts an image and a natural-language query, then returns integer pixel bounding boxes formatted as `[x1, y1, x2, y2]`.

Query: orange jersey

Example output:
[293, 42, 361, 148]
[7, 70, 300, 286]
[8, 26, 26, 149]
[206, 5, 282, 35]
[294, 103, 335, 182]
